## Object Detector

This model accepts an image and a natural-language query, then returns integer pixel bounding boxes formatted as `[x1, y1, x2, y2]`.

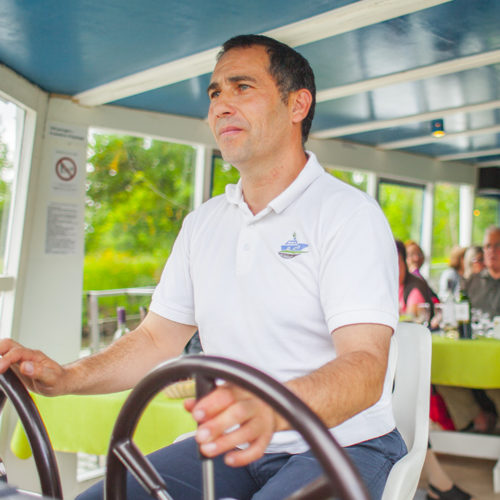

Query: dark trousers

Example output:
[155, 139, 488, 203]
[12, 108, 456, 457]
[77, 428, 406, 500]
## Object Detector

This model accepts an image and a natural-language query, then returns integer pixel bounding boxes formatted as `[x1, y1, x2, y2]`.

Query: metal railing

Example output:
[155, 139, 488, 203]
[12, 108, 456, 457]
[86, 287, 155, 353]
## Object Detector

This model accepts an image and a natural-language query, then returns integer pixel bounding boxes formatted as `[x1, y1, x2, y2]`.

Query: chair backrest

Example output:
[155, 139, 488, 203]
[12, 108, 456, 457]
[382, 322, 431, 500]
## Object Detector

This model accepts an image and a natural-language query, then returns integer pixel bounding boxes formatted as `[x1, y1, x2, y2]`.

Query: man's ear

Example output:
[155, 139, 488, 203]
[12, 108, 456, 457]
[290, 89, 313, 124]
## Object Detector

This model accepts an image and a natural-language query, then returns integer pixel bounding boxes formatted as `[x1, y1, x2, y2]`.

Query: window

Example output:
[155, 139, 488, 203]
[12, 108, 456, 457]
[0, 97, 24, 274]
[472, 196, 500, 244]
[430, 183, 461, 287]
[83, 131, 197, 350]
[377, 179, 424, 242]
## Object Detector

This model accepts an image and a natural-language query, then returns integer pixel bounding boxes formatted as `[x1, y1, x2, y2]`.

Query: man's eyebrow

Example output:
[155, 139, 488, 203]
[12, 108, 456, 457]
[227, 75, 257, 84]
[207, 75, 257, 95]
[207, 81, 219, 95]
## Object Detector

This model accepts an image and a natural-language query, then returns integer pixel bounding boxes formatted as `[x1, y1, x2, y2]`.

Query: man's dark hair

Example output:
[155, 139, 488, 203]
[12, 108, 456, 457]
[218, 34, 316, 145]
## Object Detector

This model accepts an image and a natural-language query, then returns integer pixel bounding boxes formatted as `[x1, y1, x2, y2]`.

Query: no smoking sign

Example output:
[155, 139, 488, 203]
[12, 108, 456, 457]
[55, 156, 77, 182]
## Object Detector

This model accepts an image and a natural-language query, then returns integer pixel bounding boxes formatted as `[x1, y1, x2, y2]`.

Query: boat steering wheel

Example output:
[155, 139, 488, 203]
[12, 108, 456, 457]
[105, 355, 369, 500]
[0, 368, 63, 499]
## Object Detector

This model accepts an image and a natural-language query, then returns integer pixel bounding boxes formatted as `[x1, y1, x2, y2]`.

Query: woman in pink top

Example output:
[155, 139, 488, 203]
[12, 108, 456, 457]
[396, 240, 434, 317]
[405, 239, 425, 279]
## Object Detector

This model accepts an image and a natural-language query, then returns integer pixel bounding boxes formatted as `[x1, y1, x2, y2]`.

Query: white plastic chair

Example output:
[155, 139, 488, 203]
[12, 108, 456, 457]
[382, 322, 432, 500]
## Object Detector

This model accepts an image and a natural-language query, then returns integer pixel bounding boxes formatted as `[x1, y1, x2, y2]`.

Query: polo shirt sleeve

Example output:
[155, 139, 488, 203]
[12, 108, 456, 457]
[319, 200, 399, 333]
[149, 213, 196, 326]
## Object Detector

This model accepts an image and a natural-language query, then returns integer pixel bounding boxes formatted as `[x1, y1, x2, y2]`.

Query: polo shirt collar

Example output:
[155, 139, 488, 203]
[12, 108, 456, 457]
[225, 151, 324, 216]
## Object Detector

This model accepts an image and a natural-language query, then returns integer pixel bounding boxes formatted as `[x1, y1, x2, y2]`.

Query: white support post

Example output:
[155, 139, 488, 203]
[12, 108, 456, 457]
[494, 460, 500, 494]
[366, 172, 377, 200]
[459, 184, 474, 247]
[194, 145, 214, 208]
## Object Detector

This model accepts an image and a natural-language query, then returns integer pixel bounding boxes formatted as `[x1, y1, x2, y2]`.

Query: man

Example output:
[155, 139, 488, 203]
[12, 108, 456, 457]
[465, 226, 500, 317]
[0, 35, 405, 499]
[437, 226, 500, 432]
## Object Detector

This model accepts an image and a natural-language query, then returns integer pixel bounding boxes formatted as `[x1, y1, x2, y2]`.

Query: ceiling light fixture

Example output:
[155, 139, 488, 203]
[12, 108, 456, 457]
[431, 119, 445, 137]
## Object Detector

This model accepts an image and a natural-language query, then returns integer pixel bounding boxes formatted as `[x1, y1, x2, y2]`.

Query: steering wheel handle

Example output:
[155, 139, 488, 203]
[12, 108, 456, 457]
[105, 355, 369, 500]
[0, 369, 63, 499]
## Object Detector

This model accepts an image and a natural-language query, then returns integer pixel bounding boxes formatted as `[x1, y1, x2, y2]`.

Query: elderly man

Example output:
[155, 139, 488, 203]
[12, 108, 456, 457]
[437, 226, 500, 433]
[465, 226, 500, 316]
[0, 35, 406, 499]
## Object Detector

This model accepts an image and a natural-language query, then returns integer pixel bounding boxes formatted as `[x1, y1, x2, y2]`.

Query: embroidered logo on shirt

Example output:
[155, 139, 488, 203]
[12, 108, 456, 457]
[278, 233, 309, 259]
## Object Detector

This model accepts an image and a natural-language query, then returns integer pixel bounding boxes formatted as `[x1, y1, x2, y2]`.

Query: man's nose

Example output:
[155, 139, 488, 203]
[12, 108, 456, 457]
[210, 93, 235, 119]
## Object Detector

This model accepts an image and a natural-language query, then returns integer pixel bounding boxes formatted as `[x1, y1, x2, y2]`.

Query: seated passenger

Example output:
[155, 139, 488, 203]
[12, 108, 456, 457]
[396, 241, 474, 500]
[436, 227, 500, 434]
[465, 227, 500, 318]
[463, 246, 484, 280]
[405, 240, 439, 304]
[396, 240, 435, 319]
[405, 239, 425, 279]
[438, 246, 466, 299]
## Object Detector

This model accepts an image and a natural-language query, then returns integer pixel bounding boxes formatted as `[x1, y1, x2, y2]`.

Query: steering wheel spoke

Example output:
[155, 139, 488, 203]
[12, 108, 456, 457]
[285, 475, 337, 500]
[113, 438, 173, 500]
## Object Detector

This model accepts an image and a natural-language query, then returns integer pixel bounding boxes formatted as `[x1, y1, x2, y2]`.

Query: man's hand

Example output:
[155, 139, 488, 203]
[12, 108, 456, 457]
[0, 339, 66, 396]
[184, 383, 285, 467]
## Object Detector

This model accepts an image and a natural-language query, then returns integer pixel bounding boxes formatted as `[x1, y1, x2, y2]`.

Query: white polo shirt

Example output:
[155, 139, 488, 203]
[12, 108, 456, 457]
[150, 152, 399, 451]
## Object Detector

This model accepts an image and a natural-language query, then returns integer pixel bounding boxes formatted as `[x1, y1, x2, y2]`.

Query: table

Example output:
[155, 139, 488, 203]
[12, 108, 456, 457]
[10, 391, 196, 459]
[430, 334, 500, 491]
[431, 335, 500, 388]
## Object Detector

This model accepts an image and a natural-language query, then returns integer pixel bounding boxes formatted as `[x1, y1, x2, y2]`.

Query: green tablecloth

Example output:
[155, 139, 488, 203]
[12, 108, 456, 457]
[431, 335, 500, 388]
[11, 391, 196, 459]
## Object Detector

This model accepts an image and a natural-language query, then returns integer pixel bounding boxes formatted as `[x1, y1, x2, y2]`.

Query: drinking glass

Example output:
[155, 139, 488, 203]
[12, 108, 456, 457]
[431, 304, 444, 333]
[416, 302, 431, 328]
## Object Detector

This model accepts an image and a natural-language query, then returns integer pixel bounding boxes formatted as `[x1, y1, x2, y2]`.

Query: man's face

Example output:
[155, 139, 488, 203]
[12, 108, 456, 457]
[483, 229, 500, 275]
[207, 45, 293, 169]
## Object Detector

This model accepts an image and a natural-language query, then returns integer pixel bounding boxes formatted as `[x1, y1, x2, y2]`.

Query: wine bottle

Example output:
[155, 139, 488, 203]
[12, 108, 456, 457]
[441, 283, 456, 336]
[113, 306, 130, 341]
[455, 288, 472, 339]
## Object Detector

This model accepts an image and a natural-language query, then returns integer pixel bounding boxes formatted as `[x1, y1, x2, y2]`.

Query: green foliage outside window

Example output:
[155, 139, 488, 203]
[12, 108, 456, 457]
[472, 196, 500, 244]
[428, 183, 460, 287]
[0, 141, 13, 273]
[377, 181, 424, 243]
[432, 183, 460, 263]
[211, 156, 240, 197]
[85, 134, 195, 259]
[326, 168, 368, 192]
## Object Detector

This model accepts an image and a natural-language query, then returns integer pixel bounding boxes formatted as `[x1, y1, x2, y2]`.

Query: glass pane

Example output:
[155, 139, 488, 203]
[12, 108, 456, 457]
[211, 156, 240, 197]
[429, 183, 460, 289]
[84, 132, 197, 349]
[472, 196, 500, 244]
[326, 168, 368, 192]
[377, 181, 424, 242]
[0, 97, 24, 274]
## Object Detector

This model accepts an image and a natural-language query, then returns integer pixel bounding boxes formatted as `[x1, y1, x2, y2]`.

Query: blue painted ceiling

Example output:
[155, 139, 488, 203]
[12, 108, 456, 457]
[0, 0, 499, 166]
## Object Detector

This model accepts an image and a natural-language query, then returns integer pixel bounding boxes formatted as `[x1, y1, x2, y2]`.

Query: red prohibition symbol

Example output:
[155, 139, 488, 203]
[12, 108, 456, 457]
[55, 157, 77, 181]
